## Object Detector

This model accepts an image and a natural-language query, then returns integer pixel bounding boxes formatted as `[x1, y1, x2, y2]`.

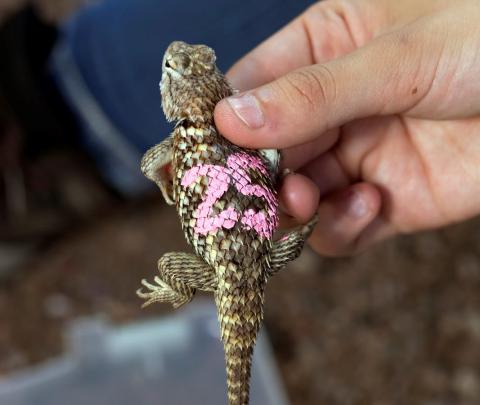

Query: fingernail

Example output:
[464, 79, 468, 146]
[226, 93, 264, 128]
[344, 189, 368, 219]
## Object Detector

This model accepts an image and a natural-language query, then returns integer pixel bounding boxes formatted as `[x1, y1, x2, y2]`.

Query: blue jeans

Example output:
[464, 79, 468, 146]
[51, 0, 315, 194]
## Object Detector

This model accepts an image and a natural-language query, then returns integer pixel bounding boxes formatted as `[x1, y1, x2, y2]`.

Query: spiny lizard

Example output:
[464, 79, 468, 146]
[137, 41, 318, 405]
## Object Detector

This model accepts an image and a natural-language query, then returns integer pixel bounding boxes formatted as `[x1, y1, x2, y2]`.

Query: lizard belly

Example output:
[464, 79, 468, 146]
[173, 139, 278, 270]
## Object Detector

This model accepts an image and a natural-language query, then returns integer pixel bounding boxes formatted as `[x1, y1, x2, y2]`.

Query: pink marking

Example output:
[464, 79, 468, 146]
[223, 219, 236, 228]
[181, 165, 202, 187]
[199, 206, 239, 233]
[198, 165, 209, 176]
[218, 171, 229, 182]
[198, 205, 210, 218]
[181, 152, 278, 237]
[182, 164, 233, 234]
[241, 209, 271, 238]
[227, 153, 278, 237]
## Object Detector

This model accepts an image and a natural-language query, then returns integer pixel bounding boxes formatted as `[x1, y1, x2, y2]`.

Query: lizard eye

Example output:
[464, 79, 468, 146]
[165, 53, 191, 74]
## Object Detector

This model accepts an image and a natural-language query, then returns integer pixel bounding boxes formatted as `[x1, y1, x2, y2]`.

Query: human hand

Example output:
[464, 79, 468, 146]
[214, 0, 480, 256]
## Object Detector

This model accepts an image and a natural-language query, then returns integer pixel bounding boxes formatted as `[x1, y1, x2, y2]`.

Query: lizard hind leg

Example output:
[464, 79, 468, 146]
[269, 213, 319, 276]
[137, 252, 217, 309]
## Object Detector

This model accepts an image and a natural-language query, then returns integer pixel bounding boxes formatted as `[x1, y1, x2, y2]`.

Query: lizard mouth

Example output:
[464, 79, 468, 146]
[163, 58, 180, 79]
[164, 58, 182, 78]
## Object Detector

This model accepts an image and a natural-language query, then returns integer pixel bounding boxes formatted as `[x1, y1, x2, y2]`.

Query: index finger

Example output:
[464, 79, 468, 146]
[226, 1, 365, 91]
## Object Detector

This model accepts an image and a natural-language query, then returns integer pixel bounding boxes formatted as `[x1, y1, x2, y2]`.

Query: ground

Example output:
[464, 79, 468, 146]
[1, 194, 480, 404]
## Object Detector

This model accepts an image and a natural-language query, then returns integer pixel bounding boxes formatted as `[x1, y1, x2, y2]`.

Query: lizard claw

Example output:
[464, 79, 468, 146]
[137, 278, 190, 308]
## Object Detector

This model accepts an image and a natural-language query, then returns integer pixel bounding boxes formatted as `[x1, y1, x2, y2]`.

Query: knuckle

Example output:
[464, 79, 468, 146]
[280, 66, 337, 112]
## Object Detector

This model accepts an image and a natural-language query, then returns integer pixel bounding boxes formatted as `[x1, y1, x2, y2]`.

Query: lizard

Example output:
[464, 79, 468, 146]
[137, 41, 318, 405]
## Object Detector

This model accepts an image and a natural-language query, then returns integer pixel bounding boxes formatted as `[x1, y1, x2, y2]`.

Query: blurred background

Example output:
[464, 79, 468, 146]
[1, 0, 480, 404]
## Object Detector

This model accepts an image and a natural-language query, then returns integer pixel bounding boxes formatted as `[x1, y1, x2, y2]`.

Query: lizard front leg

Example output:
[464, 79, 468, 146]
[137, 252, 217, 308]
[268, 214, 319, 276]
[258, 148, 280, 180]
[141, 135, 175, 205]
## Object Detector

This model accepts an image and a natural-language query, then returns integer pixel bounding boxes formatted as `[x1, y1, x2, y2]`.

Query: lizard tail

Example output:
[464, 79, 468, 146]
[216, 282, 265, 405]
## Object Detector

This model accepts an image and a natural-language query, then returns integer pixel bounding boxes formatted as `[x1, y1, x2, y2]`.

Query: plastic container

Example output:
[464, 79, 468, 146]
[0, 301, 289, 405]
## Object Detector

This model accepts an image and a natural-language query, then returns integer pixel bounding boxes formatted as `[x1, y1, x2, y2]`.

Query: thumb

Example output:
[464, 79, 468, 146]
[215, 26, 441, 149]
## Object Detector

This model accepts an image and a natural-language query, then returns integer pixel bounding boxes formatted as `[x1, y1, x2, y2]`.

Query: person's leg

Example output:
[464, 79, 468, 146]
[51, 0, 316, 194]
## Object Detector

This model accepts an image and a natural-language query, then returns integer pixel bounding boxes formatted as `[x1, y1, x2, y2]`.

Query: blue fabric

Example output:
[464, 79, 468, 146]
[64, 0, 315, 150]
[53, 0, 315, 193]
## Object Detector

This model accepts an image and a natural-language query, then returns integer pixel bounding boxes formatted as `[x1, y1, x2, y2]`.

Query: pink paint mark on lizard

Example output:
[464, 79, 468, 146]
[181, 152, 278, 238]
[240, 209, 271, 238]
[181, 165, 202, 186]
[227, 153, 277, 238]
[202, 206, 239, 233]
[182, 164, 233, 234]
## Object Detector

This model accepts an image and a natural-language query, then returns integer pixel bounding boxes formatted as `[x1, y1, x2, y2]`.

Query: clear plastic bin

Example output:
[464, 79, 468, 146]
[0, 301, 289, 405]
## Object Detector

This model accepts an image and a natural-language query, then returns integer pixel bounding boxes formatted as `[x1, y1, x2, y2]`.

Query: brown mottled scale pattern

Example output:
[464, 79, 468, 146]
[137, 41, 317, 405]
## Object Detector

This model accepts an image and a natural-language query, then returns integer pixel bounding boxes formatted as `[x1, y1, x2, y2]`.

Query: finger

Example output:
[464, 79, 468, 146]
[279, 151, 350, 221]
[307, 183, 383, 256]
[227, 1, 366, 91]
[216, 24, 442, 149]
[281, 128, 339, 171]
[278, 173, 320, 224]
[227, 0, 442, 91]
[277, 174, 394, 254]
[298, 150, 350, 193]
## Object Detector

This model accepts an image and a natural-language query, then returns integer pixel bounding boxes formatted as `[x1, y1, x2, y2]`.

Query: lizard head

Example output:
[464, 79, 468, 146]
[160, 41, 233, 123]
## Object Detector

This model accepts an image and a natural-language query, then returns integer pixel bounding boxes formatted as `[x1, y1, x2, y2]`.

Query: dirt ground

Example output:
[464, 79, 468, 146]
[1, 194, 480, 405]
